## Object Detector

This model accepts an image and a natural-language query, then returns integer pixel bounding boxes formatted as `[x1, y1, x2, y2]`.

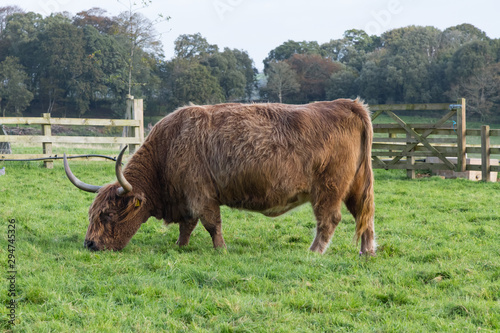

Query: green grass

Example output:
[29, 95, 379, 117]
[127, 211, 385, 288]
[1, 161, 499, 332]
[5, 143, 123, 157]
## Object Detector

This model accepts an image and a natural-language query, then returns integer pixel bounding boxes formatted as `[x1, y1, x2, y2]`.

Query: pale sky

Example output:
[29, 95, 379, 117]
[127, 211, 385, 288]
[5, 0, 500, 70]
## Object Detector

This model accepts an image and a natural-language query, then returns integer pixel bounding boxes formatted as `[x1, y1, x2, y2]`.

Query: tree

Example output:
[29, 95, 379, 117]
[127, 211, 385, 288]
[0, 56, 33, 116]
[264, 61, 299, 103]
[370, 26, 444, 103]
[343, 29, 380, 53]
[446, 40, 494, 82]
[231, 49, 257, 100]
[34, 19, 92, 115]
[202, 47, 257, 101]
[174, 33, 218, 60]
[285, 54, 341, 103]
[1, 11, 44, 57]
[204, 50, 245, 101]
[0, 6, 23, 36]
[0, 6, 23, 61]
[82, 25, 128, 103]
[321, 29, 381, 70]
[445, 39, 500, 119]
[263, 40, 322, 72]
[173, 34, 256, 102]
[357, 60, 385, 104]
[442, 23, 488, 46]
[326, 65, 359, 100]
[163, 59, 224, 110]
[447, 63, 500, 120]
[114, 1, 167, 96]
[73, 7, 116, 34]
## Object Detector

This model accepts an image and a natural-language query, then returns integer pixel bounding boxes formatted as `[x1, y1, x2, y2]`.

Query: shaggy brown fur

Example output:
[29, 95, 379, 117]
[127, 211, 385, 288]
[82, 98, 375, 254]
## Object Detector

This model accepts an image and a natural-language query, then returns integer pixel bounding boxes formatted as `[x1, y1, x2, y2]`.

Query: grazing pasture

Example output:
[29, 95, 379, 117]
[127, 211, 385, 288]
[0, 161, 499, 332]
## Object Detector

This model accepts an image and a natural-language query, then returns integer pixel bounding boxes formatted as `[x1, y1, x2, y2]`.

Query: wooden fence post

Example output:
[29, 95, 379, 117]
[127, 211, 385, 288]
[481, 125, 490, 182]
[41, 113, 53, 169]
[129, 98, 144, 154]
[406, 132, 415, 179]
[456, 98, 466, 172]
[389, 132, 397, 158]
[122, 95, 134, 152]
[0, 124, 12, 154]
[134, 99, 144, 143]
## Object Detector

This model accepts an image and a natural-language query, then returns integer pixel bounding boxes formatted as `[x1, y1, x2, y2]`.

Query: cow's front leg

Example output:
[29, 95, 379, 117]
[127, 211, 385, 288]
[199, 203, 226, 249]
[310, 205, 342, 254]
[176, 219, 198, 246]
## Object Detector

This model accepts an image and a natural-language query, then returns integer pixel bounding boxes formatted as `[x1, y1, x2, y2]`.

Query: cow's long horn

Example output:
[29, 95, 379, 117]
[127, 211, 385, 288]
[116, 145, 133, 196]
[63, 154, 102, 193]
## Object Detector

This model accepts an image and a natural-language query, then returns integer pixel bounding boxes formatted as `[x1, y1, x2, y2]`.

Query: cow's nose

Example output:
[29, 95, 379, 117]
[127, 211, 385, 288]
[84, 239, 98, 251]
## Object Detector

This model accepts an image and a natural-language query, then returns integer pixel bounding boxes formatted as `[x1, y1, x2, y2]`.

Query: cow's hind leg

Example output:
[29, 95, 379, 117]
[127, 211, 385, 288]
[176, 219, 198, 246]
[360, 222, 376, 256]
[199, 202, 226, 249]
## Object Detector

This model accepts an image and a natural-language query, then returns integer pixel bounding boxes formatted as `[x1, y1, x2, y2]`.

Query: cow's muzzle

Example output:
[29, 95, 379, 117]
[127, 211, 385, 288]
[84, 239, 99, 251]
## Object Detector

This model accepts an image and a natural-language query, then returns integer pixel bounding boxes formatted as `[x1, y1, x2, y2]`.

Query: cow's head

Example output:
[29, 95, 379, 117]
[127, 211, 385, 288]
[64, 146, 149, 251]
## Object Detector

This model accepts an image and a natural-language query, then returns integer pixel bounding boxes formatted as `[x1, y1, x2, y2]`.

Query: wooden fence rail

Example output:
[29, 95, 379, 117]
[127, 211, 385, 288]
[0, 98, 144, 168]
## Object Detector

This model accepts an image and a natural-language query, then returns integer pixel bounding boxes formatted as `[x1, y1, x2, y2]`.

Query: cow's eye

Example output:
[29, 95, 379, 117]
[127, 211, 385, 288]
[100, 212, 114, 223]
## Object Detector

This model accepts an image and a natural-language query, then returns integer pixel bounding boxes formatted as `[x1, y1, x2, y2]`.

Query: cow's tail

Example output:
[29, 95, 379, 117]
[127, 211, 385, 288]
[350, 98, 375, 244]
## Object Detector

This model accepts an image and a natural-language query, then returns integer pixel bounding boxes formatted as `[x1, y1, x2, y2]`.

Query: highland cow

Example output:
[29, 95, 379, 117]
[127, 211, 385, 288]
[64, 99, 375, 254]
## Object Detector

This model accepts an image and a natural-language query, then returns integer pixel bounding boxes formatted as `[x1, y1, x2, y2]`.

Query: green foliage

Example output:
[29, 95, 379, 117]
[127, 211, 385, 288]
[0, 56, 33, 116]
[36, 21, 91, 114]
[0, 162, 499, 331]
[174, 33, 219, 60]
[262, 61, 300, 103]
[82, 25, 128, 101]
[261, 25, 500, 120]
[263, 40, 323, 71]
[162, 34, 257, 110]
[381, 26, 443, 103]
[203, 48, 247, 101]
[1, 6, 499, 120]
[165, 59, 225, 108]
[447, 40, 495, 82]
[0, 8, 165, 117]
[114, 10, 165, 97]
[326, 65, 359, 100]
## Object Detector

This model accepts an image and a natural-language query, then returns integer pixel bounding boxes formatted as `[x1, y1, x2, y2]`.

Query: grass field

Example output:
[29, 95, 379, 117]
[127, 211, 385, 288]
[1, 160, 499, 332]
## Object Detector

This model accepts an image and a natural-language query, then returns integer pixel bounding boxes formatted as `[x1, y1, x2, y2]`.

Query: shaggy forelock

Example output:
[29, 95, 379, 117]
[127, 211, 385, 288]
[89, 185, 129, 223]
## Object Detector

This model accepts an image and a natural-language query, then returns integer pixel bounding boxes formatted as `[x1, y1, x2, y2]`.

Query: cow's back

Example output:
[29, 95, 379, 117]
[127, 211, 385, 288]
[161, 100, 367, 213]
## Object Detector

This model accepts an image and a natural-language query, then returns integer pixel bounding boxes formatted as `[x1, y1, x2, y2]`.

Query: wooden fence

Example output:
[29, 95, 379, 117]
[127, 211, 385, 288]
[370, 98, 500, 181]
[1, 98, 499, 181]
[0, 98, 144, 168]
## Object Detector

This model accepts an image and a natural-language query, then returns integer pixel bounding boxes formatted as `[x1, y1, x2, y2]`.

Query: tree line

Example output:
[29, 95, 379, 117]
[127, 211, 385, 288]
[1, 6, 499, 120]
[263, 26, 500, 120]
